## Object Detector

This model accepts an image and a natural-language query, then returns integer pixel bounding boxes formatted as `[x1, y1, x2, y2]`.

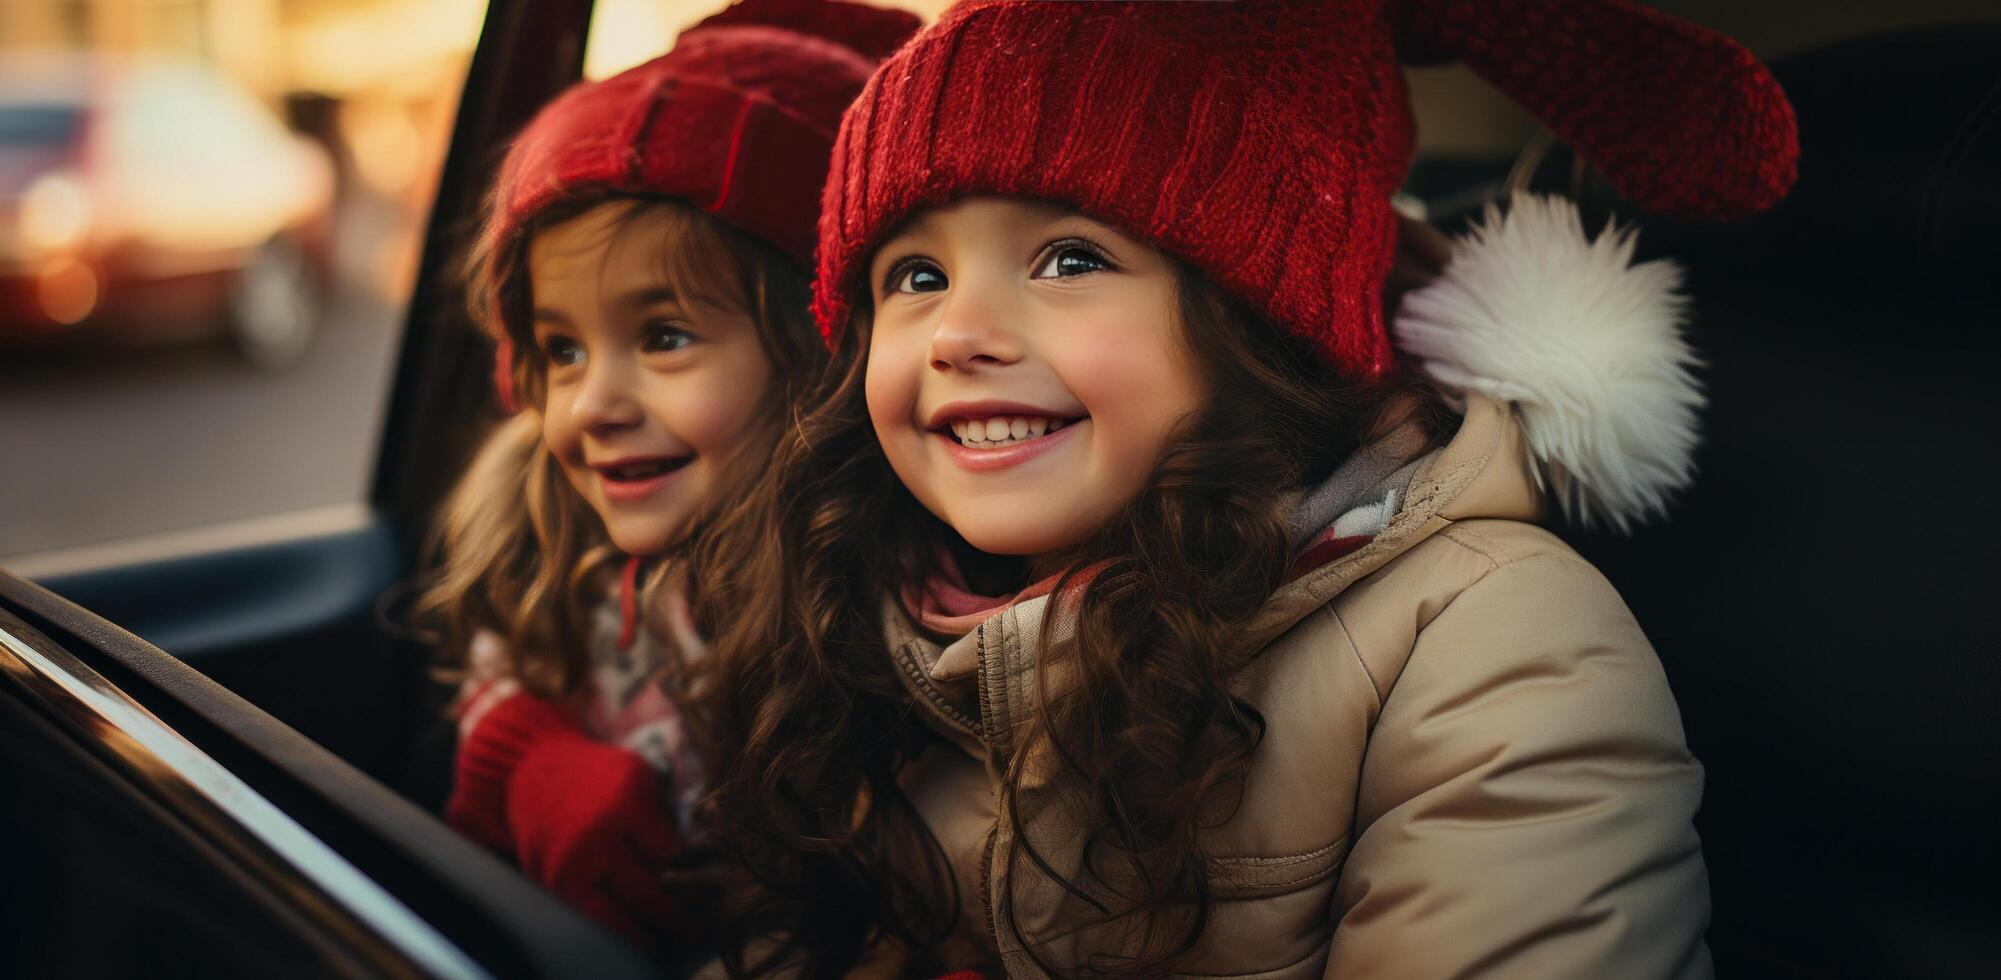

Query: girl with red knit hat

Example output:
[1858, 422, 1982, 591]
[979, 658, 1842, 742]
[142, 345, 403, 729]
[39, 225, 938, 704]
[686, 0, 1798, 975]
[410, 0, 919, 953]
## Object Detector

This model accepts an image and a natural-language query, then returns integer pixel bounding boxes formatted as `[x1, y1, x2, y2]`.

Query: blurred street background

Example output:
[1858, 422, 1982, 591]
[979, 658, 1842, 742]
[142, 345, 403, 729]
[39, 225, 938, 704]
[0, 0, 482, 557]
[0, 288, 399, 555]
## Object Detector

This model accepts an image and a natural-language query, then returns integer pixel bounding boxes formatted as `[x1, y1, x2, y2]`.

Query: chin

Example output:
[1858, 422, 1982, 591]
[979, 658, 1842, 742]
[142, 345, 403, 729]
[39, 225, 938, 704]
[605, 521, 682, 557]
[950, 510, 1091, 560]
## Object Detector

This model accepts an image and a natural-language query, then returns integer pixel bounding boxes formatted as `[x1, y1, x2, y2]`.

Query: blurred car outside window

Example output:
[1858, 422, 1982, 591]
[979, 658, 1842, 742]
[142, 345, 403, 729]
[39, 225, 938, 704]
[0, 1, 486, 568]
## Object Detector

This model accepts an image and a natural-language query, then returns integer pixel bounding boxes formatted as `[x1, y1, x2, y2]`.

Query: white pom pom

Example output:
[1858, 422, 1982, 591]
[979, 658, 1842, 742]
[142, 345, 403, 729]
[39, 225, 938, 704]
[1394, 193, 1703, 534]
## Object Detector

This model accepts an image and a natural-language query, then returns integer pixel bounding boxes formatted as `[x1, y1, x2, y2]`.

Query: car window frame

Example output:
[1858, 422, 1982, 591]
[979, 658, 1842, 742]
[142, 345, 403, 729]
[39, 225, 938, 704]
[372, 0, 597, 570]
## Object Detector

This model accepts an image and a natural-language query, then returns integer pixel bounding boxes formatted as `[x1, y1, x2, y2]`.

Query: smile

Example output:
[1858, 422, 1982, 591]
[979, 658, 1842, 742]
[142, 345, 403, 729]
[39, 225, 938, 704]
[945, 414, 1077, 448]
[590, 455, 692, 502]
[931, 416, 1084, 472]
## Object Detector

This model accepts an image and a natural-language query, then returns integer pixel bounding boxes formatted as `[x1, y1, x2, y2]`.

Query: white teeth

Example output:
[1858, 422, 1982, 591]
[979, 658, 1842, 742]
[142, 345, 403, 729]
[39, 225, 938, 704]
[606, 459, 675, 480]
[948, 414, 1074, 448]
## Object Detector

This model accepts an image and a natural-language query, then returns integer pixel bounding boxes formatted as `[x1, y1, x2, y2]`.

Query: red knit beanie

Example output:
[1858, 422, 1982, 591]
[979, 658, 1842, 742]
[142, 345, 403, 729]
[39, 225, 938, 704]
[813, 0, 1799, 382]
[479, 0, 920, 408]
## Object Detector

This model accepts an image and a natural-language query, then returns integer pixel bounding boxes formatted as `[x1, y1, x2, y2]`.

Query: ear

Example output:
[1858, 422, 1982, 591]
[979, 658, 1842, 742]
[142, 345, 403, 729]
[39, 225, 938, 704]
[493, 336, 521, 414]
[1393, 193, 1702, 534]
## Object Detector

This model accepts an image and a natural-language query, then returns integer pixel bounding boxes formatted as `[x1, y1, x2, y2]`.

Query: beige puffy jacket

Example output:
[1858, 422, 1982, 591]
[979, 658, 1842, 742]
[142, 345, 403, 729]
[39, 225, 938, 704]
[881, 392, 1711, 978]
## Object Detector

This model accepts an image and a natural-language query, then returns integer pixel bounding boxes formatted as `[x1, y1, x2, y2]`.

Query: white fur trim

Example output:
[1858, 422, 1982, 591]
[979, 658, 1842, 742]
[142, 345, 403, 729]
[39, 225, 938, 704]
[1394, 193, 1703, 533]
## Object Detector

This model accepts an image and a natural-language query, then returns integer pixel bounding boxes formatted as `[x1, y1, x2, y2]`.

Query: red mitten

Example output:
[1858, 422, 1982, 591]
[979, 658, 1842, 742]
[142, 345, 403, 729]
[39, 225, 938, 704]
[446, 692, 688, 946]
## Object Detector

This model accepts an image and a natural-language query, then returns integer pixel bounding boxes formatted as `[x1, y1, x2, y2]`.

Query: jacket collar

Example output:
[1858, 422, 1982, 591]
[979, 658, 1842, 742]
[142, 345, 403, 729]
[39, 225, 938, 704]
[883, 392, 1544, 761]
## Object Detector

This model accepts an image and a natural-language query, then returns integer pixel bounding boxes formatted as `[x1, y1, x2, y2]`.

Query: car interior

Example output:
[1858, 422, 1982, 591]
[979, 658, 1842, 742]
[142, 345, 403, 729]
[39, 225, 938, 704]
[1, 2, 1995, 977]
[1561, 23, 2001, 976]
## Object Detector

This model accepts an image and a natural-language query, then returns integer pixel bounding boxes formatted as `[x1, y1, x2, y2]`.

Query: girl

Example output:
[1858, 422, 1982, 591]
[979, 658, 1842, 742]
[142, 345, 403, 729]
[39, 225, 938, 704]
[687, 0, 1798, 975]
[412, 0, 918, 950]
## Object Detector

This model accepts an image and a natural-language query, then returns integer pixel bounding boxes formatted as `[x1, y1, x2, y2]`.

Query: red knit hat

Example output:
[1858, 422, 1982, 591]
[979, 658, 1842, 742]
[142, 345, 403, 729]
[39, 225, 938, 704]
[480, 0, 920, 408]
[813, 0, 1799, 382]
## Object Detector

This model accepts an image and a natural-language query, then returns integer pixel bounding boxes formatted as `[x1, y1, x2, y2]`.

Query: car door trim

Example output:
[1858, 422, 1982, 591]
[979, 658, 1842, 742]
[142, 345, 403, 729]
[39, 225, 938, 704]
[0, 611, 490, 980]
[2, 501, 372, 580]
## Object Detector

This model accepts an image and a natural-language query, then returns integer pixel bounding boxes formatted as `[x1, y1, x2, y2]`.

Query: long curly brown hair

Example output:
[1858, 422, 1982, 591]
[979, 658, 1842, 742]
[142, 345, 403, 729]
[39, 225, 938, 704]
[683, 253, 1456, 975]
[676, 308, 960, 976]
[415, 191, 821, 698]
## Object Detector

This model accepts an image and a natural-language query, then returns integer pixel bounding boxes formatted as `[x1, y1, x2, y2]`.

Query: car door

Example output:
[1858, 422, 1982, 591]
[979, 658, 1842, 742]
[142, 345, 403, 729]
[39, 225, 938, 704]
[0, 584, 654, 979]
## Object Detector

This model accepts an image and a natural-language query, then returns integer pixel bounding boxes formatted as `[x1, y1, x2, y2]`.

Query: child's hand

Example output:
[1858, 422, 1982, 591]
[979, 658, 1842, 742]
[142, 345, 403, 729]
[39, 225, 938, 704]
[447, 692, 690, 947]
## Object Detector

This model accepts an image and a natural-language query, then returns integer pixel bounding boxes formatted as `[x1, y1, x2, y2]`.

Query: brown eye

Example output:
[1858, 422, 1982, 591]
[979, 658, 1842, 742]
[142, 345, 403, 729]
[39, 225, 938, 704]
[892, 262, 948, 294]
[642, 321, 694, 353]
[1032, 244, 1111, 279]
[540, 335, 584, 366]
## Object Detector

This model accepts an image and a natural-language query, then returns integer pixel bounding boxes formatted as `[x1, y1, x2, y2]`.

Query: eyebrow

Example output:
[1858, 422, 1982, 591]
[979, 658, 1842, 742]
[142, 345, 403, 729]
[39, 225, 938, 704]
[883, 199, 1113, 252]
[531, 286, 691, 327]
[871, 222, 941, 285]
[1015, 197, 1084, 223]
[613, 285, 683, 309]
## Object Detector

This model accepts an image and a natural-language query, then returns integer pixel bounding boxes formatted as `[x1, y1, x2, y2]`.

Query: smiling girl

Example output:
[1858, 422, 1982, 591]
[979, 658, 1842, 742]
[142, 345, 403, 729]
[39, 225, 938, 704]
[687, 0, 1798, 975]
[411, 0, 917, 951]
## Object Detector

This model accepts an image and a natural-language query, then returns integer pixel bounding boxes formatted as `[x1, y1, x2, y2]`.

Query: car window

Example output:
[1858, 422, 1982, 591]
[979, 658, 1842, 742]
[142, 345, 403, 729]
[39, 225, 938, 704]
[582, 0, 951, 78]
[0, 5, 488, 566]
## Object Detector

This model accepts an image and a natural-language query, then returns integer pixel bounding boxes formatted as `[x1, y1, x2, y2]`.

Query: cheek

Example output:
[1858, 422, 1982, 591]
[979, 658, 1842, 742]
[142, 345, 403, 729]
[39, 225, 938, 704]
[656, 356, 773, 456]
[539, 389, 582, 459]
[1059, 316, 1203, 474]
[864, 331, 922, 438]
[539, 397, 603, 505]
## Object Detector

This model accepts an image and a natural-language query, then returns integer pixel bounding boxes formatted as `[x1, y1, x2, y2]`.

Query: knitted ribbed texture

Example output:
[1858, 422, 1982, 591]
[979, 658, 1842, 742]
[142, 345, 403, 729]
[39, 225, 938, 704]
[480, 0, 920, 322]
[445, 691, 584, 855]
[446, 691, 690, 944]
[813, 0, 1798, 381]
[1393, 0, 1797, 221]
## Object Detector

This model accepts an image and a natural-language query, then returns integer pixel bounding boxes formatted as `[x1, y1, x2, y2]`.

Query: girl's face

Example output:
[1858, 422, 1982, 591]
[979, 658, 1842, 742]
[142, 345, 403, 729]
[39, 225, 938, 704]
[529, 202, 773, 555]
[865, 196, 1205, 559]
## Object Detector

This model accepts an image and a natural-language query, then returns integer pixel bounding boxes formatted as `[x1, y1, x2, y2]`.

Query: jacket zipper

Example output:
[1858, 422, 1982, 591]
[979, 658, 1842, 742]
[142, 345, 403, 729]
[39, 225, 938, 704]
[892, 640, 981, 742]
[979, 819, 1002, 962]
[974, 622, 1005, 956]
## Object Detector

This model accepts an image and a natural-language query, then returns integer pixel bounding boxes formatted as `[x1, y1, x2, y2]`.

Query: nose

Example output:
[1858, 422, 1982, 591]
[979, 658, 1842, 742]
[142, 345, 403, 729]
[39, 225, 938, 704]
[570, 355, 643, 433]
[927, 276, 1023, 373]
